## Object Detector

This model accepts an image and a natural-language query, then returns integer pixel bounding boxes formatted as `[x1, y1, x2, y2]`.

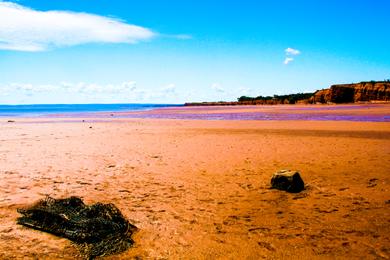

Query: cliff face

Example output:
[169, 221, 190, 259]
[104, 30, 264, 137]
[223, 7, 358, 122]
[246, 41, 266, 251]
[312, 82, 390, 103]
[353, 82, 390, 102]
[312, 89, 331, 103]
[185, 81, 390, 106]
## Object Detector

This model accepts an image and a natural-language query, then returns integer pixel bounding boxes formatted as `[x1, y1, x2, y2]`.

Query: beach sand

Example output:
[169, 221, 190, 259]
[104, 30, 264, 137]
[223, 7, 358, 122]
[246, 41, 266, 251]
[0, 105, 389, 259]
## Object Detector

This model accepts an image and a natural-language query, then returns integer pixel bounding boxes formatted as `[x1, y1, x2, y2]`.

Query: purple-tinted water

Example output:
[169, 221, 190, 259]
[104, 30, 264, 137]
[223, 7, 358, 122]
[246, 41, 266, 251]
[44, 111, 389, 122]
[116, 112, 389, 122]
[34, 104, 390, 122]
[175, 104, 380, 111]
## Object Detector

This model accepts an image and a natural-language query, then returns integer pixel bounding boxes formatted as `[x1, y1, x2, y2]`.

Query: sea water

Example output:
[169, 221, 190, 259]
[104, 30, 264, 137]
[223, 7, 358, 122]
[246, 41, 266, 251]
[0, 103, 182, 117]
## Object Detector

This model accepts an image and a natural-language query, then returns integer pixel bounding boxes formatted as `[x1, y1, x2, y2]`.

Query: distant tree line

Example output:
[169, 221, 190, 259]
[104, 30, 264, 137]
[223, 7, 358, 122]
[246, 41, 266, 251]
[237, 92, 314, 104]
[362, 80, 390, 84]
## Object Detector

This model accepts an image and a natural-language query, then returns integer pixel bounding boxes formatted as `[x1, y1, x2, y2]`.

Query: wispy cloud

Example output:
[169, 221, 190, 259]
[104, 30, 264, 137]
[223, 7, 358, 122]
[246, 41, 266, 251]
[284, 57, 294, 65]
[160, 33, 192, 40]
[174, 34, 192, 40]
[211, 83, 224, 93]
[0, 2, 156, 51]
[1, 81, 139, 94]
[285, 47, 301, 56]
[161, 83, 176, 93]
[5, 83, 56, 93]
[283, 47, 301, 65]
[0, 81, 184, 103]
[129, 83, 178, 101]
[77, 81, 138, 94]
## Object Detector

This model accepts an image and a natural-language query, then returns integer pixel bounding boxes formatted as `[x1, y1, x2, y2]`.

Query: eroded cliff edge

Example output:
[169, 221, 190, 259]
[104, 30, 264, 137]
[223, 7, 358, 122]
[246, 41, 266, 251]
[185, 81, 390, 106]
[312, 81, 390, 104]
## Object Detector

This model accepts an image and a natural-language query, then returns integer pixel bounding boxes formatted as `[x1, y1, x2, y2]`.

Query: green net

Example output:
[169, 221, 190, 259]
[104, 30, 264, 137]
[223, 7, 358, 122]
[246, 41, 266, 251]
[17, 196, 137, 259]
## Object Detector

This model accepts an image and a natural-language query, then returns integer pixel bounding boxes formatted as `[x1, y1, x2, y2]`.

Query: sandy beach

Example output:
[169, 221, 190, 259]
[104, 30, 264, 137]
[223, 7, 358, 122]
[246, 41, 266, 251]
[1, 105, 389, 259]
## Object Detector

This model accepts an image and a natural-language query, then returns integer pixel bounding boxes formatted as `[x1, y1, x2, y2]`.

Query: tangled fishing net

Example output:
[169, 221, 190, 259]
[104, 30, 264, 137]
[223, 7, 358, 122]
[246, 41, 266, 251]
[17, 196, 137, 259]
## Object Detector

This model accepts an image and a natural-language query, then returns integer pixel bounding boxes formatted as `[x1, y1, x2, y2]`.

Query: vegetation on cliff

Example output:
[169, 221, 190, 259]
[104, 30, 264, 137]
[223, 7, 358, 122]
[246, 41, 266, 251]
[238, 93, 313, 104]
[184, 80, 390, 106]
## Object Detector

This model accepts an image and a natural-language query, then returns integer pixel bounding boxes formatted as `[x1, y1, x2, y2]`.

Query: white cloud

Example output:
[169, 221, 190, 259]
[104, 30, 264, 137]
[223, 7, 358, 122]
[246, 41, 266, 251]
[1, 81, 139, 95]
[8, 83, 58, 93]
[0, 2, 155, 51]
[161, 83, 176, 93]
[141, 83, 177, 100]
[71, 81, 138, 94]
[121, 81, 137, 91]
[211, 83, 224, 93]
[283, 47, 301, 65]
[285, 47, 300, 56]
[284, 57, 294, 65]
[13, 83, 34, 91]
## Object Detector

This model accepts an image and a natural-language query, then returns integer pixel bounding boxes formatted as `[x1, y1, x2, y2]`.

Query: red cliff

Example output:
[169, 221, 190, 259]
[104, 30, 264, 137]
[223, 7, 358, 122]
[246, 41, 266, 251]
[312, 81, 390, 104]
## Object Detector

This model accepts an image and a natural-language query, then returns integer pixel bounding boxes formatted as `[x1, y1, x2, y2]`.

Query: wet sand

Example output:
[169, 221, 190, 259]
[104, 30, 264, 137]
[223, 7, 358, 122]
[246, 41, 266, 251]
[0, 105, 390, 259]
[48, 104, 390, 122]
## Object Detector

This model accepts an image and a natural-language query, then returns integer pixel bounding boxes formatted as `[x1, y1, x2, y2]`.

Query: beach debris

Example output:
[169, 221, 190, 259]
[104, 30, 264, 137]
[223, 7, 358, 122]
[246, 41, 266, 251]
[367, 178, 378, 188]
[17, 196, 137, 259]
[257, 241, 275, 251]
[7, 120, 15, 123]
[271, 170, 304, 193]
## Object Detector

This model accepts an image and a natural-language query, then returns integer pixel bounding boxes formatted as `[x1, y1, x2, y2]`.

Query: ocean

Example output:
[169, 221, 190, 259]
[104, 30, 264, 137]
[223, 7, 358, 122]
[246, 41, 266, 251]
[0, 103, 182, 117]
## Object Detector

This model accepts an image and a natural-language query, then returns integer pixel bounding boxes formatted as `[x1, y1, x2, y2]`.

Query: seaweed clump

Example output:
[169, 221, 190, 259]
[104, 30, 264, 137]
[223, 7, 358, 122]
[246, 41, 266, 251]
[17, 196, 137, 259]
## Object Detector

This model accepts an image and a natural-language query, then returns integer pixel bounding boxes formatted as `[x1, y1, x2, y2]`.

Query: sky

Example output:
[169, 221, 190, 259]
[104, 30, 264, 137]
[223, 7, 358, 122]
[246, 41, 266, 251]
[0, 0, 389, 104]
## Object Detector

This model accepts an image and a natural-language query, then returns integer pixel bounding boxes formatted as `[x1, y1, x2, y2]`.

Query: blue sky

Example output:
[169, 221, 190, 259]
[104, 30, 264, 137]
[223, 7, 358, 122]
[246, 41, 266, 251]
[0, 0, 389, 104]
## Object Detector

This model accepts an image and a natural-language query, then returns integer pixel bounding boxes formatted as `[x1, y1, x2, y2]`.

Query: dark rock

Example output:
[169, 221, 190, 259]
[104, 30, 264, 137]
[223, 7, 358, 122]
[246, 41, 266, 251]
[367, 178, 378, 188]
[271, 170, 305, 193]
[7, 120, 15, 123]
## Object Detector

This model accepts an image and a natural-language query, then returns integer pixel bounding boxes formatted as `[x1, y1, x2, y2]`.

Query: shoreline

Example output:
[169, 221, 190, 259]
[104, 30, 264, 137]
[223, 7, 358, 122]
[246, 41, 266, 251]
[1, 103, 389, 122]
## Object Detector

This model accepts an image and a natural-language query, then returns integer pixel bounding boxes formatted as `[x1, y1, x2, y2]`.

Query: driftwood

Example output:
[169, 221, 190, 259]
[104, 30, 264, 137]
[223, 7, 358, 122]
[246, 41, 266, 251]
[17, 196, 137, 259]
